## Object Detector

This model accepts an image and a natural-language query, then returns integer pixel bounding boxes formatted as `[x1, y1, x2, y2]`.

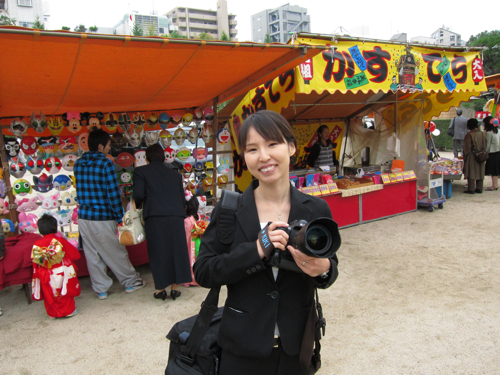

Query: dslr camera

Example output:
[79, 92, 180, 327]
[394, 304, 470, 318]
[267, 218, 341, 273]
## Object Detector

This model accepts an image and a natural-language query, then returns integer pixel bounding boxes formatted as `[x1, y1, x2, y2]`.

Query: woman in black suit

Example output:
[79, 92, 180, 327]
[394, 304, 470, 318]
[133, 144, 191, 300]
[194, 110, 339, 375]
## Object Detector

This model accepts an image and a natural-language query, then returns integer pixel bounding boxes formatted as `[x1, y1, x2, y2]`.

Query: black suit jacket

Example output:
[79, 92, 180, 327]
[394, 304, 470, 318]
[132, 160, 185, 218]
[194, 180, 339, 358]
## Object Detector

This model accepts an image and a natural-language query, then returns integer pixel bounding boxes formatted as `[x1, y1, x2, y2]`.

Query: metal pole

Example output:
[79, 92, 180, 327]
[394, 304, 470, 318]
[0, 136, 19, 234]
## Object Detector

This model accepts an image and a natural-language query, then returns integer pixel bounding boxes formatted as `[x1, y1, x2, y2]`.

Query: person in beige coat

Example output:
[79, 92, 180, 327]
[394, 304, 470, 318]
[463, 118, 487, 194]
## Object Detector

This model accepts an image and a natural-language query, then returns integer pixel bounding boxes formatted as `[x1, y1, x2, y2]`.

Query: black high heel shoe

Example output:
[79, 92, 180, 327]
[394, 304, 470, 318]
[170, 290, 181, 300]
[154, 290, 167, 301]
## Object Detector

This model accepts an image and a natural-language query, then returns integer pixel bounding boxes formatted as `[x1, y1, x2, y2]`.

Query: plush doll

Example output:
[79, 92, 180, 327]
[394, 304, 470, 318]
[177, 147, 192, 162]
[147, 113, 159, 129]
[13, 179, 32, 196]
[182, 112, 194, 126]
[59, 136, 78, 154]
[164, 147, 177, 163]
[174, 126, 187, 146]
[201, 124, 214, 143]
[158, 112, 170, 130]
[78, 133, 89, 152]
[217, 127, 231, 145]
[104, 113, 119, 132]
[47, 116, 65, 135]
[159, 129, 172, 147]
[38, 136, 59, 156]
[62, 111, 82, 133]
[15, 196, 39, 213]
[10, 117, 28, 136]
[4, 137, 20, 159]
[30, 111, 47, 133]
[203, 108, 215, 125]
[10, 159, 26, 179]
[144, 130, 160, 146]
[61, 154, 78, 172]
[134, 150, 147, 168]
[53, 175, 72, 191]
[33, 174, 54, 193]
[217, 157, 230, 175]
[118, 113, 132, 132]
[38, 191, 60, 211]
[18, 212, 38, 233]
[60, 191, 78, 207]
[20, 136, 38, 156]
[26, 156, 44, 175]
[132, 112, 146, 127]
[44, 157, 62, 174]
[1, 219, 16, 233]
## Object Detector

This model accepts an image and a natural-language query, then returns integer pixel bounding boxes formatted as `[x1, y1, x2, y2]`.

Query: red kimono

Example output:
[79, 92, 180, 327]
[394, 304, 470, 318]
[31, 234, 81, 318]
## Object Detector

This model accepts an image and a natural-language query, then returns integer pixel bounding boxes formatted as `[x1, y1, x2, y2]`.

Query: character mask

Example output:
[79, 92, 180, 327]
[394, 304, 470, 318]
[10, 160, 26, 178]
[118, 170, 133, 186]
[147, 113, 159, 129]
[187, 127, 198, 144]
[193, 147, 208, 161]
[13, 179, 32, 196]
[20, 136, 38, 156]
[217, 128, 231, 145]
[110, 131, 126, 155]
[15, 196, 39, 213]
[203, 108, 215, 125]
[187, 177, 198, 194]
[59, 136, 78, 154]
[61, 154, 77, 172]
[202, 177, 213, 190]
[45, 157, 62, 174]
[132, 112, 146, 127]
[78, 133, 89, 152]
[88, 112, 104, 130]
[217, 175, 228, 189]
[33, 173, 53, 193]
[159, 130, 172, 147]
[2, 219, 16, 233]
[217, 156, 230, 175]
[5, 137, 20, 158]
[201, 124, 214, 144]
[18, 212, 39, 233]
[103, 113, 118, 132]
[134, 150, 147, 167]
[194, 108, 203, 120]
[159, 112, 170, 130]
[38, 191, 60, 211]
[182, 163, 193, 179]
[174, 127, 187, 146]
[62, 111, 82, 133]
[47, 116, 65, 135]
[144, 130, 159, 147]
[55, 209, 73, 228]
[164, 147, 177, 163]
[204, 161, 214, 177]
[182, 112, 194, 126]
[169, 112, 182, 127]
[26, 156, 44, 175]
[177, 147, 192, 161]
[38, 136, 59, 154]
[10, 117, 28, 136]
[125, 127, 144, 148]
[60, 191, 78, 207]
[116, 152, 134, 168]
[119, 113, 132, 132]
[194, 162, 205, 178]
[30, 111, 47, 133]
[54, 175, 72, 191]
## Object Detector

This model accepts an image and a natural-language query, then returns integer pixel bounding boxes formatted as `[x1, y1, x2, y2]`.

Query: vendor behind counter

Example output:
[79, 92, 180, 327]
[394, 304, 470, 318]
[306, 125, 340, 173]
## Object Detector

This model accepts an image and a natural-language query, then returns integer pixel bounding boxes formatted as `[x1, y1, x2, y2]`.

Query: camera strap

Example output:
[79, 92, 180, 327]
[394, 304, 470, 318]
[257, 222, 275, 260]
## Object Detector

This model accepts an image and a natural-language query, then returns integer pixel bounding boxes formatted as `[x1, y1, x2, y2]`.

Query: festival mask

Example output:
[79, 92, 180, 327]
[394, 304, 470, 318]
[203, 108, 214, 125]
[177, 147, 192, 162]
[18, 212, 39, 233]
[197, 196, 207, 211]
[174, 127, 187, 146]
[15, 196, 39, 213]
[10, 159, 26, 178]
[110, 131, 126, 155]
[47, 116, 65, 135]
[164, 147, 177, 163]
[159, 130, 172, 147]
[55, 209, 73, 228]
[187, 127, 198, 144]
[60, 154, 77, 172]
[59, 136, 78, 154]
[187, 176, 198, 194]
[104, 113, 119, 131]
[193, 147, 208, 161]
[63, 111, 82, 133]
[194, 162, 205, 178]
[4, 137, 20, 158]
[38, 191, 61, 211]
[10, 117, 28, 136]
[69, 175, 76, 187]
[0, 181, 6, 200]
[217, 156, 230, 175]
[119, 113, 132, 132]
[194, 108, 203, 120]
[30, 111, 47, 133]
[33, 173, 54, 193]
[147, 113, 159, 129]
[217, 128, 231, 145]
[87, 112, 104, 130]
[204, 161, 214, 177]
[13, 178, 32, 196]
[125, 127, 144, 148]
[182, 112, 194, 126]
[118, 170, 133, 186]
[78, 133, 89, 152]
[53, 174, 72, 191]
[182, 163, 193, 179]
[2, 219, 16, 233]
[60, 191, 78, 207]
[116, 152, 134, 168]
[26, 156, 44, 175]
[169, 112, 182, 127]
[20, 136, 38, 156]
[38, 136, 59, 154]
[202, 177, 213, 190]
[132, 112, 146, 127]
[45, 157, 62, 174]
[144, 130, 160, 146]
[217, 175, 228, 189]
[159, 112, 170, 130]
[134, 150, 147, 168]
[201, 124, 214, 143]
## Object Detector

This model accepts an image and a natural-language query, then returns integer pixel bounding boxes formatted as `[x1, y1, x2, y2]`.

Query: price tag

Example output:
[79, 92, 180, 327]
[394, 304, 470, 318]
[402, 172, 410, 180]
[319, 184, 331, 195]
[381, 174, 391, 184]
[408, 170, 417, 179]
[302, 186, 314, 195]
[395, 173, 404, 182]
[311, 185, 322, 196]
[328, 182, 339, 193]
[389, 174, 397, 183]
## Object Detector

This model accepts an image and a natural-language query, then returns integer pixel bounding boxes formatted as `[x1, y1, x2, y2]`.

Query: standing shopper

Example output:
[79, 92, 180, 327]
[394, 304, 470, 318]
[451, 109, 468, 158]
[74, 129, 145, 299]
[194, 110, 339, 375]
[133, 144, 191, 301]
[483, 116, 500, 191]
[463, 118, 487, 194]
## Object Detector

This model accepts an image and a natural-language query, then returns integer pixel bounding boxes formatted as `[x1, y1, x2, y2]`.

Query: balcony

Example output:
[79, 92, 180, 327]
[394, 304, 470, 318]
[188, 13, 217, 21]
[229, 19, 237, 26]
[189, 21, 217, 30]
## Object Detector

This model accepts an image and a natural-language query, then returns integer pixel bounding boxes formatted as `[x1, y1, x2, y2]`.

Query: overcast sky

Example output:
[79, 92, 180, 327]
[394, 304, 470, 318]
[46, 0, 496, 42]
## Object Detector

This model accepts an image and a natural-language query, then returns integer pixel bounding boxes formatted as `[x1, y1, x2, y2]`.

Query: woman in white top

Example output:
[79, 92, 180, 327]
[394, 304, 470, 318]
[483, 116, 500, 191]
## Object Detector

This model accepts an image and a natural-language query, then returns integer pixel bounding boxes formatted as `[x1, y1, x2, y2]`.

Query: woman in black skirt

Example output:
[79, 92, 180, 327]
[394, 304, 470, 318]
[483, 116, 500, 191]
[133, 144, 192, 300]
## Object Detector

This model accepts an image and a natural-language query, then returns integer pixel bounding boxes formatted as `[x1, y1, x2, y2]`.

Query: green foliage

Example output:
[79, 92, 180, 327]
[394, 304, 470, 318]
[33, 15, 44, 30]
[0, 14, 16, 26]
[132, 23, 143, 36]
[264, 34, 272, 43]
[75, 24, 87, 32]
[462, 97, 488, 112]
[220, 31, 230, 41]
[166, 30, 185, 39]
[146, 24, 156, 37]
[61, 26, 71, 31]
[467, 30, 500, 75]
[432, 119, 453, 150]
[89, 25, 98, 33]
[198, 32, 214, 40]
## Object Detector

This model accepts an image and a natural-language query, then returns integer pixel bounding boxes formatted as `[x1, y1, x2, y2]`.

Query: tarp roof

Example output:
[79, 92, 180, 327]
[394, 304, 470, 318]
[486, 73, 500, 88]
[0, 26, 325, 119]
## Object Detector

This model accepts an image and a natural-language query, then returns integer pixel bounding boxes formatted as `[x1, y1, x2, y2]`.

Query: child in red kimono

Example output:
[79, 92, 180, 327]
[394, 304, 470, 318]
[183, 192, 199, 287]
[31, 214, 81, 319]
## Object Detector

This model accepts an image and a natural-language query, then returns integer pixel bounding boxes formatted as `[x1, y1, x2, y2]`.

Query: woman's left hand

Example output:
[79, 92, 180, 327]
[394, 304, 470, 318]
[288, 246, 330, 277]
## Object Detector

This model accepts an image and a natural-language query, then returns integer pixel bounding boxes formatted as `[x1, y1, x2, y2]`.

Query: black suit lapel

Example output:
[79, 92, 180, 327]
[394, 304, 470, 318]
[235, 181, 261, 243]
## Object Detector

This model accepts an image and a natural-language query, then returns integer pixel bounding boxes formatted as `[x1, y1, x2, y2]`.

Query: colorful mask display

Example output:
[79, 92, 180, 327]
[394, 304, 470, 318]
[13, 178, 32, 196]
[169, 112, 182, 127]
[2, 219, 16, 233]
[10, 117, 28, 136]
[182, 112, 194, 126]
[193, 147, 208, 161]
[147, 113, 159, 129]
[194, 162, 205, 178]
[10, 159, 26, 178]
[61, 154, 78, 172]
[132, 112, 146, 127]
[202, 177, 213, 190]
[119, 113, 132, 132]
[60, 191, 78, 206]
[203, 108, 215, 125]
[217, 157, 230, 174]
[38, 136, 59, 155]
[53, 175, 72, 191]
[174, 126, 187, 146]
[63, 111, 82, 133]
[47, 116, 65, 135]
[204, 161, 214, 177]
[4, 137, 20, 158]
[118, 170, 133, 185]
[217, 128, 231, 145]
[15, 196, 39, 213]
[45, 157, 62, 174]
[177, 147, 192, 161]
[217, 175, 228, 189]
[78, 133, 89, 152]
[194, 108, 203, 121]
[125, 127, 144, 148]
[186, 177, 198, 194]
[164, 147, 177, 163]
[110, 131, 126, 155]
[182, 163, 193, 178]
[55, 209, 73, 228]
[18, 212, 38, 233]
[115, 152, 134, 168]
[87, 111, 104, 129]
[187, 127, 198, 144]
[59, 136, 78, 154]
[144, 130, 159, 146]
[26, 156, 44, 175]
[20, 136, 38, 156]
[33, 173, 54, 193]
[134, 150, 147, 167]
[159, 112, 170, 129]
[201, 124, 214, 143]
[38, 191, 61, 211]
[30, 111, 47, 133]
[159, 129, 172, 147]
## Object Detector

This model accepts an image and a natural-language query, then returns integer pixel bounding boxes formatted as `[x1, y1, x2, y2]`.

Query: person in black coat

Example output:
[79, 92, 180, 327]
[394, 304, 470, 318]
[306, 124, 339, 172]
[133, 144, 191, 300]
[194, 110, 339, 375]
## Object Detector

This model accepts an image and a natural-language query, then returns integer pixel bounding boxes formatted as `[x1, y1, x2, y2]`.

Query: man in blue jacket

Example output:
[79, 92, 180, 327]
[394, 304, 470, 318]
[74, 129, 145, 300]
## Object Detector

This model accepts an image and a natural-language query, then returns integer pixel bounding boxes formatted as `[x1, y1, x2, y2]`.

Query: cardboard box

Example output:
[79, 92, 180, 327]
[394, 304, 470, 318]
[336, 177, 374, 190]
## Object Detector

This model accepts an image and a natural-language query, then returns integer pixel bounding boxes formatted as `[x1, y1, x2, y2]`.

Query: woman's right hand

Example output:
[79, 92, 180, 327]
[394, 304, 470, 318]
[256, 221, 289, 259]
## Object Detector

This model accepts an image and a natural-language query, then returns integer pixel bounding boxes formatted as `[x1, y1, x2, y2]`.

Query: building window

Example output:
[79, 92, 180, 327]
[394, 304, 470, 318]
[17, 0, 32, 5]
[19, 21, 33, 27]
[440, 39, 443, 44]
[450, 35, 455, 41]
[440, 31, 443, 37]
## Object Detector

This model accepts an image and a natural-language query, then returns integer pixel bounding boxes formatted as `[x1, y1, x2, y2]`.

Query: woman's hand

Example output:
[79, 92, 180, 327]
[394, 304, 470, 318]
[256, 221, 289, 259]
[288, 246, 330, 277]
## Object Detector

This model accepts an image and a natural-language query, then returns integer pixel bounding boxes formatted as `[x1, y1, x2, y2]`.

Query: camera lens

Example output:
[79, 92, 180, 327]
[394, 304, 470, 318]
[306, 225, 331, 255]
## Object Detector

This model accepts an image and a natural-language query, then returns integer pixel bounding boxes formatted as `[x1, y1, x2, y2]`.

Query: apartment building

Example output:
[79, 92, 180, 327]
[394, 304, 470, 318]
[166, 0, 237, 40]
[251, 3, 310, 43]
[430, 26, 463, 46]
[113, 11, 170, 36]
[0, 0, 49, 28]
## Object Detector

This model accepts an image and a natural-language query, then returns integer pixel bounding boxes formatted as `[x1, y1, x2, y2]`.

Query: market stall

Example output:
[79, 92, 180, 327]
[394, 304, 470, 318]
[219, 33, 487, 227]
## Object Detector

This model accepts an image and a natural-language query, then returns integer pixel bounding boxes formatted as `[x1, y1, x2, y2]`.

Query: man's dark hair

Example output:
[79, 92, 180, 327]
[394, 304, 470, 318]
[38, 214, 58, 235]
[146, 144, 165, 162]
[88, 128, 111, 152]
[467, 118, 479, 130]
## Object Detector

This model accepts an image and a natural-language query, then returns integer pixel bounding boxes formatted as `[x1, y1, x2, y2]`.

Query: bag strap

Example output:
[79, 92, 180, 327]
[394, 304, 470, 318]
[216, 190, 241, 245]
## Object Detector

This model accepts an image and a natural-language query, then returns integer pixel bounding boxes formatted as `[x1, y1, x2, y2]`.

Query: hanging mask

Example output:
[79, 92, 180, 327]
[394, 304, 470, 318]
[4, 137, 20, 158]
[47, 116, 65, 135]
[204, 161, 214, 177]
[217, 175, 228, 189]
[119, 113, 132, 132]
[182, 112, 194, 126]
[26, 156, 44, 175]
[118, 170, 133, 186]
[169, 112, 182, 127]
[159, 112, 170, 130]
[90, 112, 104, 130]
[187, 176, 198, 194]
[177, 147, 192, 162]
[116, 152, 134, 168]
[45, 156, 62, 174]
[78, 133, 89, 152]
[69, 175, 76, 187]
[202, 177, 213, 190]
[174, 126, 187, 146]
[15, 196, 39, 213]
[217, 156, 230, 175]
[194, 161, 205, 178]
[193, 147, 208, 161]
[187, 127, 198, 144]
[147, 113, 159, 129]
[201, 124, 214, 144]
[134, 150, 147, 167]
[53, 175, 72, 191]
[33, 173, 53, 193]
[10, 117, 28, 136]
[38, 136, 59, 154]
[110, 131, 126, 156]
[203, 108, 215, 125]
[217, 128, 231, 145]
[10, 159, 26, 178]
[13, 178, 32, 196]
[159, 129, 172, 147]
[60, 191, 78, 207]
[144, 130, 159, 146]
[132, 112, 146, 127]
[104, 113, 119, 131]
[30, 111, 47, 133]
[164, 147, 177, 163]
[38, 191, 61, 211]
[61, 154, 78, 172]
[182, 163, 193, 179]
[63, 111, 82, 133]
[59, 136, 78, 154]
[194, 108, 203, 120]
[125, 127, 144, 148]
[20, 136, 38, 156]
[2, 219, 16, 233]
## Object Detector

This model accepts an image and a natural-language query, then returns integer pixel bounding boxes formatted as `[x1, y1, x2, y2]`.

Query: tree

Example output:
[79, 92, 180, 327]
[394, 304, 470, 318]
[220, 30, 230, 41]
[75, 24, 87, 33]
[198, 32, 214, 40]
[132, 22, 143, 36]
[467, 30, 500, 75]
[61, 26, 71, 31]
[33, 15, 44, 29]
[167, 30, 185, 39]
[146, 24, 156, 37]
[0, 14, 16, 26]
[264, 34, 272, 43]
[89, 25, 98, 33]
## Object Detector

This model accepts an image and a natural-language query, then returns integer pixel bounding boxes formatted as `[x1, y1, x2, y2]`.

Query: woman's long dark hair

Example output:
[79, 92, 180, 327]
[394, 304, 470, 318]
[483, 116, 498, 134]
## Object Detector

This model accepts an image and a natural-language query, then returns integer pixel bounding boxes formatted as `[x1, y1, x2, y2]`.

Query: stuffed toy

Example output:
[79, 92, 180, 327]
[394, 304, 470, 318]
[164, 147, 177, 163]
[174, 126, 187, 146]
[217, 128, 231, 145]
[132, 112, 146, 127]
[203, 108, 215, 125]
[116, 152, 134, 168]
[47, 116, 65, 135]
[26, 156, 44, 175]
[20, 136, 38, 156]
[182, 112, 194, 126]
[30, 111, 47, 133]
[15, 196, 38, 213]
[62, 111, 82, 133]
[18, 212, 38, 233]
[158, 112, 170, 129]
[217, 157, 230, 175]
[53, 175, 72, 191]
[201, 124, 214, 143]
[4, 137, 20, 159]
[38, 191, 61, 211]
[177, 147, 192, 162]
[10, 117, 28, 136]
[159, 129, 172, 147]
[33, 173, 54, 193]
[60, 191, 78, 207]
[1, 219, 16, 233]
[104, 113, 119, 131]
[134, 150, 147, 168]
[144, 130, 160, 146]
[124, 126, 144, 148]
[147, 113, 159, 129]
[13, 178, 32, 196]
[38, 136, 59, 156]
[44, 157, 62, 174]
[119, 113, 132, 132]
[10, 159, 26, 178]
[61, 154, 78, 172]
[59, 136, 78, 154]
